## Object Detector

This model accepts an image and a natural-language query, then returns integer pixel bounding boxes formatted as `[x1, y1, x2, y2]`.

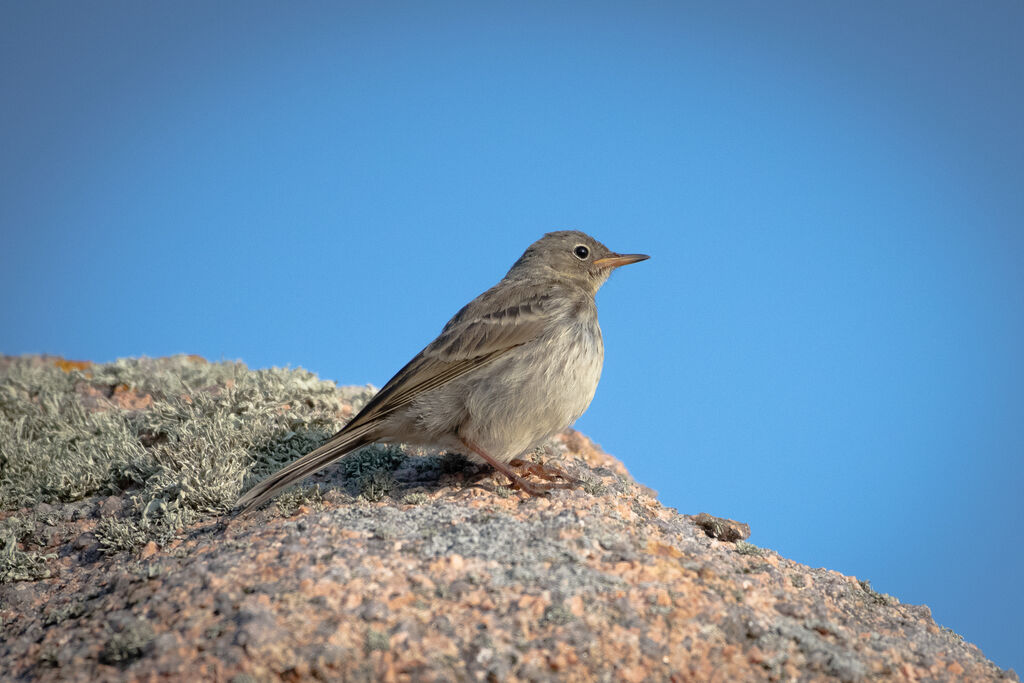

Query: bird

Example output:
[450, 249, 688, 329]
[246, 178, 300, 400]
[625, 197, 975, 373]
[236, 230, 648, 510]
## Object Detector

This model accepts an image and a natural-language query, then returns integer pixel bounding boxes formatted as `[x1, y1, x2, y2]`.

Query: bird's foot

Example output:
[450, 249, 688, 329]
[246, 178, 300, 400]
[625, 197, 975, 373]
[459, 438, 579, 496]
[508, 458, 581, 488]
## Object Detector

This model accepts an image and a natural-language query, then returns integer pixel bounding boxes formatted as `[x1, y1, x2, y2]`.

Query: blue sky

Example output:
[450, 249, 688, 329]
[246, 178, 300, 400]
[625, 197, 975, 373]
[3, 1, 1022, 672]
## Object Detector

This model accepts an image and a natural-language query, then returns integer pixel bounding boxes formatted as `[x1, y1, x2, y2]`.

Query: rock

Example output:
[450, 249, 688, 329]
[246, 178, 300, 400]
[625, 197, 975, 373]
[0, 355, 1016, 682]
[99, 496, 124, 517]
[72, 532, 99, 553]
[691, 512, 751, 542]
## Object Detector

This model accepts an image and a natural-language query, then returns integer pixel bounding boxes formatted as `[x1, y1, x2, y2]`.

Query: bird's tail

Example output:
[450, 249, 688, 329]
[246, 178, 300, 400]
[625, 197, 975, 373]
[235, 422, 377, 512]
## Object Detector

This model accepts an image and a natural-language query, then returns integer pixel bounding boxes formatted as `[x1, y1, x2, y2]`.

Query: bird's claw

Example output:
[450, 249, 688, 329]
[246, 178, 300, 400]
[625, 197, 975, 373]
[507, 458, 581, 494]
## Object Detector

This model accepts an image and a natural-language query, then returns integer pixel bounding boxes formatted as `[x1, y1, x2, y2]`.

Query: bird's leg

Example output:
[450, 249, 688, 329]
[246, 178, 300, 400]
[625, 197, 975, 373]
[458, 437, 555, 496]
[508, 458, 580, 487]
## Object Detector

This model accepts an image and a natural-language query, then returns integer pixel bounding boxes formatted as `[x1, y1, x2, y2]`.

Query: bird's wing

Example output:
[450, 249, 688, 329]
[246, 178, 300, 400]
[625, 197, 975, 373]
[236, 284, 562, 511]
[344, 284, 558, 431]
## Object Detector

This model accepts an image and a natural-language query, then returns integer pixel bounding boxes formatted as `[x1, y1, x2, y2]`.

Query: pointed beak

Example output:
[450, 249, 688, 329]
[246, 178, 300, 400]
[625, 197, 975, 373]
[593, 253, 650, 269]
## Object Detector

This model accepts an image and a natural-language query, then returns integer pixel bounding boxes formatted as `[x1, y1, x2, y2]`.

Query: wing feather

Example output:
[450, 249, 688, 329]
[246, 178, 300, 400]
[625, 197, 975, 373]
[343, 284, 557, 431]
[235, 282, 565, 510]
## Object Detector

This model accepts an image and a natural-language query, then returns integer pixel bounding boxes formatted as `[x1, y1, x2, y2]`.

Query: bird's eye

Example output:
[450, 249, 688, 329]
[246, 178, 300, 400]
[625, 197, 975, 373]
[573, 245, 590, 260]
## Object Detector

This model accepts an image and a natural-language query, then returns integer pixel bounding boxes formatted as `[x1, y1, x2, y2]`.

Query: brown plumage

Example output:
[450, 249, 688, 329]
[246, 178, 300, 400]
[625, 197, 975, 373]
[236, 230, 648, 511]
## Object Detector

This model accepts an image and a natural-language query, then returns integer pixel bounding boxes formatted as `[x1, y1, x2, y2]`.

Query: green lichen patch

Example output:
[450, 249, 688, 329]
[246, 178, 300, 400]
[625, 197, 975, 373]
[858, 579, 897, 607]
[0, 355, 370, 561]
[99, 619, 155, 665]
[341, 444, 407, 500]
[0, 515, 54, 583]
[0, 361, 147, 508]
[734, 541, 765, 557]
[400, 491, 430, 506]
[275, 484, 324, 516]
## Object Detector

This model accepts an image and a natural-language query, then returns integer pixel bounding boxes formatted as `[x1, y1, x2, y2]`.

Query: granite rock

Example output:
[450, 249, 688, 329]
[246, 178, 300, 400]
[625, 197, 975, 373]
[0, 356, 1016, 682]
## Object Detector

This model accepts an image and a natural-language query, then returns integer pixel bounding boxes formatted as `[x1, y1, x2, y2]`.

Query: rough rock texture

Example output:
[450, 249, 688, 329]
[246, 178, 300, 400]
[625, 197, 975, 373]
[0, 356, 1017, 682]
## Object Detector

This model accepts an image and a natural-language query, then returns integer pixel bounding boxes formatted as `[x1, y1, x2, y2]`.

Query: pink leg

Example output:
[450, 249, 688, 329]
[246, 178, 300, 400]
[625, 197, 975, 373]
[459, 438, 562, 496]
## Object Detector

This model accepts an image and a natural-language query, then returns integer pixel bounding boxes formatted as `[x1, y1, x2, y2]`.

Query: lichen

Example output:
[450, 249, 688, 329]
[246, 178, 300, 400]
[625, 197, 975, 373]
[0, 355, 367, 558]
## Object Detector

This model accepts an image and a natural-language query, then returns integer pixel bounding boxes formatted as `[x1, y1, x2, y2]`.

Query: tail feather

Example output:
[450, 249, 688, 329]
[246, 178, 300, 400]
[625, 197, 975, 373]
[236, 422, 377, 512]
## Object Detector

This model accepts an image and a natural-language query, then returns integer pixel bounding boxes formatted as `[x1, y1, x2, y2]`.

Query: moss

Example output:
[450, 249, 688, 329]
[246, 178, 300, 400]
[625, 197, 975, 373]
[340, 444, 406, 500]
[400, 492, 429, 506]
[275, 485, 324, 516]
[940, 625, 965, 641]
[359, 470, 397, 502]
[94, 516, 153, 554]
[100, 620, 155, 664]
[43, 600, 86, 625]
[858, 579, 896, 606]
[734, 541, 764, 557]
[0, 361, 148, 507]
[579, 475, 608, 496]
[0, 516, 54, 583]
[341, 444, 407, 481]
[0, 356, 365, 561]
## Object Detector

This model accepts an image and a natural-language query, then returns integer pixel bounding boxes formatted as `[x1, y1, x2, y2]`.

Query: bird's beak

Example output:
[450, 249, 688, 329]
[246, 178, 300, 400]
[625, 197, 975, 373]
[594, 253, 650, 269]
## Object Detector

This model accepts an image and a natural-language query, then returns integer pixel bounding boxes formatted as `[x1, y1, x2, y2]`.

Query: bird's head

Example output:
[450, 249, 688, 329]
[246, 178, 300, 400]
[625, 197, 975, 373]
[507, 230, 649, 296]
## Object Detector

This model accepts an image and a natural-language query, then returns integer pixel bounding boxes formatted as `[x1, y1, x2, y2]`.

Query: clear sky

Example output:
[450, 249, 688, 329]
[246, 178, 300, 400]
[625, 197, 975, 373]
[3, 1, 1022, 672]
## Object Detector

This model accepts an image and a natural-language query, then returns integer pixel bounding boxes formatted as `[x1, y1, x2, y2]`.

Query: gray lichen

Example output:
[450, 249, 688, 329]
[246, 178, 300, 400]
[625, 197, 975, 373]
[0, 356, 363, 565]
